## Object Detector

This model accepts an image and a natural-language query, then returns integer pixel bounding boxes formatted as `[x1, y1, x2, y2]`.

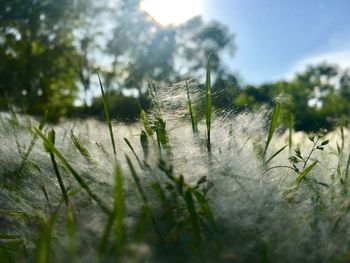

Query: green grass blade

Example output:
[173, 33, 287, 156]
[124, 138, 143, 167]
[126, 155, 148, 203]
[140, 110, 154, 137]
[288, 112, 293, 152]
[45, 129, 69, 207]
[132, 205, 150, 243]
[263, 102, 281, 157]
[66, 204, 77, 262]
[345, 154, 350, 181]
[17, 111, 48, 175]
[70, 131, 92, 163]
[97, 166, 124, 257]
[264, 145, 288, 166]
[283, 161, 318, 196]
[140, 130, 149, 160]
[97, 72, 117, 158]
[50, 153, 69, 207]
[184, 190, 201, 244]
[9, 104, 22, 156]
[35, 204, 62, 263]
[98, 211, 115, 255]
[114, 165, 125, 256]
[186, 82, 198, 134]
[151, 181, 167, 203]
[341, 126, 344, 150]
[205, 59, 212, 152]
[126, 155, 163, 241]
[34, 127, 111, 215]
[193, 191, 217, 232]
[295, 160, 318, 186]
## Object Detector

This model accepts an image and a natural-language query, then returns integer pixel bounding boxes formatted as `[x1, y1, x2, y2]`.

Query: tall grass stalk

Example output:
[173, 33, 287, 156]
[186, 81, 198, 134]
[345, 154, 350, 181]
[184, 190, 201, 244]
[124, 138, 143, 168]
[99, 165, 126, 257]
[44, 129, 69, 207]
[35, 204, 62, 263]
[289, 112, 294, 152]
[125, 155, 162, 240]
[205, 59, 212, 152]
[114, 165, 125, 256]
[263, 102, 281, 157]
[97, 72, 117, 159]
[66, 204, 77, 262]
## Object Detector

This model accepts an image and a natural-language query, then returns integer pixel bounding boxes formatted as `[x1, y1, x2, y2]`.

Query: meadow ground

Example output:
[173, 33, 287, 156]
[1, 85, 350, 262]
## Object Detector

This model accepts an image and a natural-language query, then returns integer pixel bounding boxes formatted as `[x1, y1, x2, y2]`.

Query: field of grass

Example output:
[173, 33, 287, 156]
[1, 77, 350, 262]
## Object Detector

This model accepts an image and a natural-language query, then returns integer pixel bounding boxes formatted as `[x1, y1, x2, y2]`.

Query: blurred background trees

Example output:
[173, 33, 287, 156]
[0, 0, 236, 121]
[236, 63, 350, 131]
[0, 0, 349, 131]
[0, 0, 91, 120]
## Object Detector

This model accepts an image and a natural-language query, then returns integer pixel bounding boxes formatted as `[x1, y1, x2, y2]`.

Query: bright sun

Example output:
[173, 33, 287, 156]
[141, 0, 204, 26]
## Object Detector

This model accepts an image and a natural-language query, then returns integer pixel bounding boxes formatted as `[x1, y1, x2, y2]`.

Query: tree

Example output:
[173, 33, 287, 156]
[0, 0, 89, 119]
[235, 63, 350, 132]
[106, 0, 176, 98]
[175, 16, 235, 78]
[105, 0, 236, 103]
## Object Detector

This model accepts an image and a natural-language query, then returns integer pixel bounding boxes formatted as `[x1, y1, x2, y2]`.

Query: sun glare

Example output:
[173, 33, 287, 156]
[141, 0, 204, 26]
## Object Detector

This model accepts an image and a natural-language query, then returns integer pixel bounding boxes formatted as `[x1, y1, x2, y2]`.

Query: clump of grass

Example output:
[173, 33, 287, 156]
[34, 127, 110, 214]
[4, 68, 350, 263]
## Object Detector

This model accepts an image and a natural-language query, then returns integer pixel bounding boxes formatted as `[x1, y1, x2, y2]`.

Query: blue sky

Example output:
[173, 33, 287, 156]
[200, 0, 350, 84]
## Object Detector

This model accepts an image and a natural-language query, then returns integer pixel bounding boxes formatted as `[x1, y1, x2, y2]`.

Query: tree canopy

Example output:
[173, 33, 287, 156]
[0, 0, 236, 121]
[0, 0, 93, 119]
[236, 63, 350, 131]
[0, 0, 349, 132]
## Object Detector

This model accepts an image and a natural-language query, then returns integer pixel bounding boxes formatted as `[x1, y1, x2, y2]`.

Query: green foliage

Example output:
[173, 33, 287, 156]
[4, 77, 350, 262]
[89, 90, 148, 122]
[238, 63, 350, 132]
[0, 0, 88, 120]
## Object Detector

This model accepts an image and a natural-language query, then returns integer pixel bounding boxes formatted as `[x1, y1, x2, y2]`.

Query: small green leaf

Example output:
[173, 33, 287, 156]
[140, 130, 149, 159]
[44, 129, 55, 153]
[295, 161, 318, 186]
[264, 145, 288, 165]
[263, 102, 281, 156]
[320, 140, 329, 146]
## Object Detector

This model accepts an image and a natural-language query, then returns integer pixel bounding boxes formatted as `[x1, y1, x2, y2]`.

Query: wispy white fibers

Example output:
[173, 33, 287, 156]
[1, 83, 350, 262]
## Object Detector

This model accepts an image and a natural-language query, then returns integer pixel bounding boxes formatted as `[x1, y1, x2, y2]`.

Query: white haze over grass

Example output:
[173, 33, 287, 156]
[1, 86, 350, 262]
